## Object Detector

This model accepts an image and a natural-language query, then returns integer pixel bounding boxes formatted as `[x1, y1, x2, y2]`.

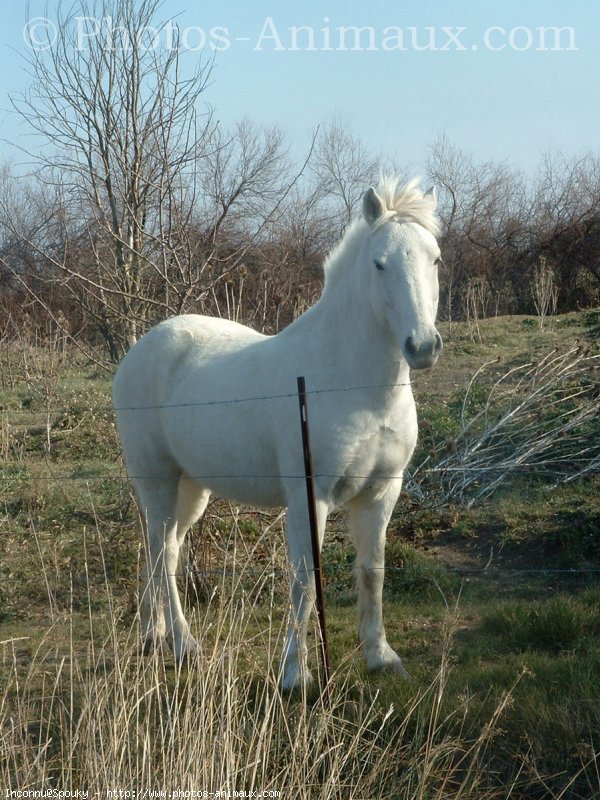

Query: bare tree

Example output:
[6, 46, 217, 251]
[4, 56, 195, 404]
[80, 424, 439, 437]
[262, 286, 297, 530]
[532, 152, 600, 310]
[427, 135, 529, 321]
[6, 1, 309, 360]
[310, 115, 380, 228]
[9, 0, 216, 359]
[198, 120, 290, 265]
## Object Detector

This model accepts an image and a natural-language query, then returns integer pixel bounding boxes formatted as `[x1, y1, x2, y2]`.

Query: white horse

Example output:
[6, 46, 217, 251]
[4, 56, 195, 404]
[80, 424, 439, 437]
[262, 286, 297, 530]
[113, 176, 442, 690]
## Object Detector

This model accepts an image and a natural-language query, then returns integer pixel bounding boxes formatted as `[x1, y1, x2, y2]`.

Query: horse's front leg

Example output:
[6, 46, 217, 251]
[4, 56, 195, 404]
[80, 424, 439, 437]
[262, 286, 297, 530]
[281, 495, 328, 692]
[348, 482, 410, 677]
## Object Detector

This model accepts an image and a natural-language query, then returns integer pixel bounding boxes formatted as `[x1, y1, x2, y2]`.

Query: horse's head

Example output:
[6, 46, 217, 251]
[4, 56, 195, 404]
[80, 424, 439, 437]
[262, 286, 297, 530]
[363, 179, 443, 370]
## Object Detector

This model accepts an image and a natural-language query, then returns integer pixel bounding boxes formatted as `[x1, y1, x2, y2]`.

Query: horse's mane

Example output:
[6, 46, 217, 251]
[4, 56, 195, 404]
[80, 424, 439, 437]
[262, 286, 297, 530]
[322, 177, 439, 292]
[374, 175, 440, 237]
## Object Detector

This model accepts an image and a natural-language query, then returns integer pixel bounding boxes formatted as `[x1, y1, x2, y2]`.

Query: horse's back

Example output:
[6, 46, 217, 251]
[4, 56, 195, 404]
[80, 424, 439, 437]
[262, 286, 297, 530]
[124, 314, 266, 364]
[114, 315, 266, 399]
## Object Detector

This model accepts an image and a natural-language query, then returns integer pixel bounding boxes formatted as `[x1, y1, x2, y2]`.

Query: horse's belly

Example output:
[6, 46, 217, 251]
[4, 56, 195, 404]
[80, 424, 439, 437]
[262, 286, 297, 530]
[160, 397, 294, 508]
[185, 472, 287, 508]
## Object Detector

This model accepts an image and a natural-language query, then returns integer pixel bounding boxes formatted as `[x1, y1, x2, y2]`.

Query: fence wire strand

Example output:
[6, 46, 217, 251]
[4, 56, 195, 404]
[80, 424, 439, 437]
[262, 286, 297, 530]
[3, 354, 600, 537]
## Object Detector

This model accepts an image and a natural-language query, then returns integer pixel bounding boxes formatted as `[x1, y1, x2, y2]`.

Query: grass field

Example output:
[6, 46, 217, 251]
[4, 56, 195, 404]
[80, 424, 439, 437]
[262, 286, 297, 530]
[1, 311, 599, 798]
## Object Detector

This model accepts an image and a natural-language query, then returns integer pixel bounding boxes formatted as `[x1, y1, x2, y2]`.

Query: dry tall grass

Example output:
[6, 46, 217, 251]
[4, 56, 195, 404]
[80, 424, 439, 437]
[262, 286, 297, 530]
[1, 562, 534, 800]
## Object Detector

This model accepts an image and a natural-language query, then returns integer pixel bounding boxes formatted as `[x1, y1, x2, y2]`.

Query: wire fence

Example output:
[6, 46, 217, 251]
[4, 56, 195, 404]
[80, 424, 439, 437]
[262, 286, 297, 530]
[2, 343, 599, 689]
[0, 376, 466, 418]
[2, 357, 600, 512]
[179, 563, 600, 579]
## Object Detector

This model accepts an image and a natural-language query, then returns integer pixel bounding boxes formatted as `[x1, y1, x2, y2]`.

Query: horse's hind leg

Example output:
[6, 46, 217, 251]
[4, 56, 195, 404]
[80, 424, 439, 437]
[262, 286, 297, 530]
[174, 477, 211, 588]
[176, 477, 211, 547]
[136, 476, 201, 662]
[139, 510, 166, 654]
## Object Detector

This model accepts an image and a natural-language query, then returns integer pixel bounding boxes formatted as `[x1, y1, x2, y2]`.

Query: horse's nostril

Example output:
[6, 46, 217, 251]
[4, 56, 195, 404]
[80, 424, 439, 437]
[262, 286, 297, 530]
[405, 336, 418, 358]
[434, 333, 443, 354]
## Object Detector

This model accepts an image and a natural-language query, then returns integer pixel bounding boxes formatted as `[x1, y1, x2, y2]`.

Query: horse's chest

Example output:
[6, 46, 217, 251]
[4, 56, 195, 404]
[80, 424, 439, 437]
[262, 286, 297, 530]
[358, 419, 416, 472]
[330, 411, 418, 506]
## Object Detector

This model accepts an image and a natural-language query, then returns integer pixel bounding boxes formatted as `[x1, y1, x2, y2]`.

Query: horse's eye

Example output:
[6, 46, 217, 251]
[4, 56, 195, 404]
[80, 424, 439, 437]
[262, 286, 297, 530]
[374, 260, 385, 271]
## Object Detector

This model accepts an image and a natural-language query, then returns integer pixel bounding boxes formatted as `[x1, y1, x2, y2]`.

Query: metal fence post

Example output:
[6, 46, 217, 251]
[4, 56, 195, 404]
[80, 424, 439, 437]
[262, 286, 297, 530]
[297, 376, 331, 693]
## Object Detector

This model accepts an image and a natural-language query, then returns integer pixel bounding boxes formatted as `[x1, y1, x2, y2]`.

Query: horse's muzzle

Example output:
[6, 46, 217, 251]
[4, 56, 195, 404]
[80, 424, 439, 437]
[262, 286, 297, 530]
[404, 332, 443, 369]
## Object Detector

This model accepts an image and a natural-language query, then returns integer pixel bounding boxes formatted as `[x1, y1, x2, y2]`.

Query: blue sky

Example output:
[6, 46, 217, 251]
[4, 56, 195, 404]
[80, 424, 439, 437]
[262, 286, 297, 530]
[0, 0, 597, 176]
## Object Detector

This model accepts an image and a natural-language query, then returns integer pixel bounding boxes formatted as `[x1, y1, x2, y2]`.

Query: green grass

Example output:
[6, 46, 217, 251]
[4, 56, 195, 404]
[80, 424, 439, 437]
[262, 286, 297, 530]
[481, 592, 600, 654]
[1, 312, 600, 798]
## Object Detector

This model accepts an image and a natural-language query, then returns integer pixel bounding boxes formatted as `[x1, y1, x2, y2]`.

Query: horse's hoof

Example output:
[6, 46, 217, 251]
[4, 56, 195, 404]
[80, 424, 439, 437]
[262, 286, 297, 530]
[378, 660, 412, 680]
[281, 667, 315, 694]
[366, 647, 412, 679]
[169, 633, 200, 667]
[175, 648, 200, 668]
[140, 636, 165, 656]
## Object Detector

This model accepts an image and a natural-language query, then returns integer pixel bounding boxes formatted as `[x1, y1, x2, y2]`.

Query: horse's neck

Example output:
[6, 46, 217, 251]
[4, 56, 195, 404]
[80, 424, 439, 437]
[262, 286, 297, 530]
[292, 249, 410, 389]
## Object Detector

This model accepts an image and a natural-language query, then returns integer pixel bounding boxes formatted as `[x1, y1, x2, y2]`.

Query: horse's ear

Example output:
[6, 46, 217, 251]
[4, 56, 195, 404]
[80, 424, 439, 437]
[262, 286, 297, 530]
[425, 185, 438, 208]
[363, 187, 386, 225]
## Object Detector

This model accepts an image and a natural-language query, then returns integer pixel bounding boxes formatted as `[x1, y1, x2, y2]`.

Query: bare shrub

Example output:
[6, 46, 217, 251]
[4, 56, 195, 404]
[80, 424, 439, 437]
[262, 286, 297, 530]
[464, 278, 492, 342]
[531, 257, 558, 329]
[411, 346, 600, 506]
